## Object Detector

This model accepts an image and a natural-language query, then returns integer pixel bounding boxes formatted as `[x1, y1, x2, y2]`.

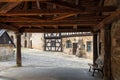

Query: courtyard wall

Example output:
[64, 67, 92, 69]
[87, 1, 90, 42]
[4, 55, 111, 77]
[0, 44, 14, 61]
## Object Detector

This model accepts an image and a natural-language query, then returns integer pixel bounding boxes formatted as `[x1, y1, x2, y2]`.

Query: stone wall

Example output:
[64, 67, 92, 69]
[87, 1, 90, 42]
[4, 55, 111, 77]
[7, 31, 32, 48]
[0, 44, 14, 61]
[8, 31, 44, 50]
[111, 20, 120, 80]
[62, 36, 93, 59]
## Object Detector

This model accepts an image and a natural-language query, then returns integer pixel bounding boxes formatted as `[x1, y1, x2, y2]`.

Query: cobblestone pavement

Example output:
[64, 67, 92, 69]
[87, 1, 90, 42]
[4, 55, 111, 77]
[0, 48, 103, 80]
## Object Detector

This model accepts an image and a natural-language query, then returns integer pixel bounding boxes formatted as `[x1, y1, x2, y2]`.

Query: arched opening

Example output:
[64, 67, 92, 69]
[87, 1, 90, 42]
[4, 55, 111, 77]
[30, 40, 32, 49]
[24, 40, 27, 48]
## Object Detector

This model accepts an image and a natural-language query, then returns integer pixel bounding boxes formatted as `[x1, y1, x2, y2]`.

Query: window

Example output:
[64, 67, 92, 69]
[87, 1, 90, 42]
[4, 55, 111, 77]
[51, 41, 56, 47]
[66, 40, 72, 48]
[87, 41, 92, 52]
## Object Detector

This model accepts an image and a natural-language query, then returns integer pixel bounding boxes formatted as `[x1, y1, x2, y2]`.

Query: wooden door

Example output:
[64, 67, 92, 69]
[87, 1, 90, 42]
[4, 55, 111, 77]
[73, 43, 78, 55]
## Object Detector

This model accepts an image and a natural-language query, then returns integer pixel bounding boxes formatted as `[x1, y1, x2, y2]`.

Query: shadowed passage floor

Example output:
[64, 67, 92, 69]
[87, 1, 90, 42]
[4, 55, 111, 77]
[0, 67, 103, 80]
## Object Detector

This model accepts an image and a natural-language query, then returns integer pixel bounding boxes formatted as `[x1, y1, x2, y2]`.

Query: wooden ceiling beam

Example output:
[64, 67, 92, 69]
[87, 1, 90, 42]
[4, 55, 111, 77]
[94, 9, 120, 31]
[0, 16, 106, 22]
[99, 0, 104, 6]
[96, 0, 104, 15]
[0, 9, 78, 16]
[52, 13, 77, 20]
[73, 25, 77, 29]
[11, 21, 97, 26]
[47, 0, 84, 11]
[0, 0, 50, 2]
[52, 26, 58, 29]
[0, 23, 18, 31]
[0, 2, 21, 13]
[0, 17, 48, 22]
[20, 28, 93, 33]
[0, 6, 116, 16]
[86, 6, 116, 12]
[48, 0, 116, 11]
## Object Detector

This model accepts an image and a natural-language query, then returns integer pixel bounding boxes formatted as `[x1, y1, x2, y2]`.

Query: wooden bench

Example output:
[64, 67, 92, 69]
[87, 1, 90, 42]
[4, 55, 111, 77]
[88, 58, 104, 76]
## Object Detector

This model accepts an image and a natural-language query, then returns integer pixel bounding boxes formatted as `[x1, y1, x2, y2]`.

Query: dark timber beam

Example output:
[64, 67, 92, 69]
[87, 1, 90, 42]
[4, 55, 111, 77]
[0, 9, 78, 16]
[11, 21, 98, 26]
[94, 9, 120, 31]
[0, 16, 106, 22]
[0, 6, 116, 16]
[47, 0, 84, 11]
[0, 23, 18, 31]
[20, 28, 93, 33]
[53, 14, 77, 20]
[16, 32, 22, 67]
[0, 0, 50, 2]
[0, 2, 21, 13]
[93, 31, 98, 64]
[104, 25, 113, 80]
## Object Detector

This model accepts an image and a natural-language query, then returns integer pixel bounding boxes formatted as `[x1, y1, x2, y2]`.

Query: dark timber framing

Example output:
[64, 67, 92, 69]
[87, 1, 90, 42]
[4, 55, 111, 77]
[93, 31, 98, 64]
[44, 33, 62, 52]
[16, 32, 22, 67]
[104, 24, 113, 80]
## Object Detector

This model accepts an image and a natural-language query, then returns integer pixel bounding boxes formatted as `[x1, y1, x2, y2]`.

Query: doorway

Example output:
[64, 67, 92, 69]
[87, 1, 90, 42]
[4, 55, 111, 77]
[73, 43, 78, 55]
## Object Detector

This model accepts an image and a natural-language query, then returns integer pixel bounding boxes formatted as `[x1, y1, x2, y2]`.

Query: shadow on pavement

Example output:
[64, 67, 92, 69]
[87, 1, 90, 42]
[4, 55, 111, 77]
[0, 76, 16, 80]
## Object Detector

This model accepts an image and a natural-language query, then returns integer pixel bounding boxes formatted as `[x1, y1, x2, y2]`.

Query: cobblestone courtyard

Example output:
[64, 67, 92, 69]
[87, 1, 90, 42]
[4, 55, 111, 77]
[0, 48, 102, 80]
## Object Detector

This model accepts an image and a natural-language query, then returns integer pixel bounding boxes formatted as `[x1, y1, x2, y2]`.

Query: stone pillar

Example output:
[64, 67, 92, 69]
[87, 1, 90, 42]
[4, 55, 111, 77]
[16, 32, 22, 67]
[93, 32, 98, 64]
[104, 25, 113, 80]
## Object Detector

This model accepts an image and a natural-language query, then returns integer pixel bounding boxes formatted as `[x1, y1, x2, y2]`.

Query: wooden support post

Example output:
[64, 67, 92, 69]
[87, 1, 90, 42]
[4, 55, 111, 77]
[93, 32, 98, 64]
[16, 32, 22, 67]
[44, 33, 46, 51]
[104, 25, 113, 80]
[60, 33, 63, 52]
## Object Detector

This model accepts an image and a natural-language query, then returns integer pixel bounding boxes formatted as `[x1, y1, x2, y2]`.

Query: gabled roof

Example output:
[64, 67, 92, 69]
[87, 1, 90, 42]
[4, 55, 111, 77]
[0, 29, 5, 37]
[0, 29, 15, 47]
